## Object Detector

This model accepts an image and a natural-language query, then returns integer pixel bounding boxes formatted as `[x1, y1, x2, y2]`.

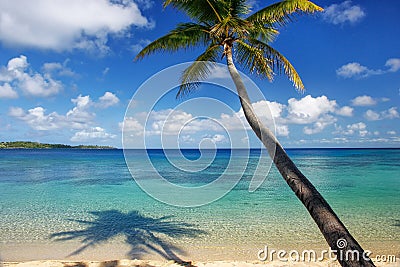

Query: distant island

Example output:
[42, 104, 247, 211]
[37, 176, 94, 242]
[0, 141, 116, 149]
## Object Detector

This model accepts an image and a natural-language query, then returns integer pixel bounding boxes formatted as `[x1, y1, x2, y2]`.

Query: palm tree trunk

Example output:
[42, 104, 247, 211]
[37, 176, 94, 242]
[224, 45, 375, 267]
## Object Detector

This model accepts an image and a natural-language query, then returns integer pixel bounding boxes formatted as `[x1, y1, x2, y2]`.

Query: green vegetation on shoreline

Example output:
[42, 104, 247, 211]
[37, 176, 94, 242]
[0, 141, 116, 149]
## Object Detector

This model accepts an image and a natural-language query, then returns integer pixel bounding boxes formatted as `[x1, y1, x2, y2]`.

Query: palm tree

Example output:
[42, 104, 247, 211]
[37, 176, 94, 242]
[135, 1, 374, 266]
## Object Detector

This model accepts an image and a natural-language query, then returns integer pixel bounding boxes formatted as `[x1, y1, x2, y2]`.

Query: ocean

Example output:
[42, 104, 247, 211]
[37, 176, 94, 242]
[0, 148, 399, 262]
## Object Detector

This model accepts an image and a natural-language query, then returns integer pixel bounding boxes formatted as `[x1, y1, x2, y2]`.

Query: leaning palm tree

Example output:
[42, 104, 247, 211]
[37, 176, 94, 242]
[135, 1, 374, 266]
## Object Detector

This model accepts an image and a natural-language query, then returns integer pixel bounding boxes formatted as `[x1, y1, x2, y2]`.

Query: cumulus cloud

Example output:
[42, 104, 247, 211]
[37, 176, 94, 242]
[0, 55, 63, 97]
[0, 83, 18, 98]
[71, 127, 116, 142]
[341, 122, 368, 137]
[218, 99, 286, 135]
[9, 92, 119, 133]
[323, 1, 365, 25]
[0, 0, 153, 52]
[336, 62, 382, 78]
[303, 115, 337, 135]
[385, 58, 400, 72]
[287, 95, 336, 124]
[202, 134, 227, 144]
[351, 95, 377, 106]
[120, 116, 144, 135]
[224, 96, 352, 136]
[364, 107, 400, 121]
[335, 122, 369, 137]
[42, 60, 76, 77]
[97, 92, 120, 108]
[364, 110, 380, 121]
[19, 72, 63, 97]
[336, 106, 353, 116]
[66, 95, 95, 126]
[9, 106, 66, 131]
[337, 58, 400, 78]
[120, 95, 354, 140]
[208, 65, 231, 79]
[180, 135, 195, 143]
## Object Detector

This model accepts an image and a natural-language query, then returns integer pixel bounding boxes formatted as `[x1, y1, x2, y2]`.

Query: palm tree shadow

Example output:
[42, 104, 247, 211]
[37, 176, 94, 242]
[50, 210, 205, 265]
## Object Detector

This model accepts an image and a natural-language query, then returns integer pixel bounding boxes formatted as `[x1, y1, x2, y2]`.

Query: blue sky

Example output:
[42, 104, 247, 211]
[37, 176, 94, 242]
[0, 0, 399, 148]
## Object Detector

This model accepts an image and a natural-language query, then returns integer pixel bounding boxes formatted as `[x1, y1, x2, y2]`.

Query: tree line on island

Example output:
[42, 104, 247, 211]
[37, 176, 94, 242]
[0, 141, 116, 149]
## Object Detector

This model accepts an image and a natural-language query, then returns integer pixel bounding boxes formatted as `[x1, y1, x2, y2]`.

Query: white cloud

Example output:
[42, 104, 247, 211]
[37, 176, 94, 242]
[275, 125, 289, 137]
[9, 92, 119, 132]
[385, 58, 400, 72]
[71, 127, 116, 142]
[387, 131, 396, 135]
[8, 107, 25, 117]
[252, 100, 285, 119]
[384, 107, 400, 119]
[180, 135, 195, 143]
[303, 115, 337, 135]
[219, 100, 285, 135]
[287, 95, 336, 124]
[120, 116, 144, 135]
[340, 122, 368, 136]
[42, 60, 76, 77]
[0, 55, 63, 97]
[223, 96, 350, 136]
[285, 95, 358, 134]
[148, 109, 194, 135]
[351, 95, 377, 106]
[0, 0, 153, 52]
[336, 62, 368, 78]
[364, 107, 399, 121]
[336, 62, 383, 78]
[97, 92, 120, 108]
[120, 95, 358, 141]
[364, 110, 380, 121]
[19, 73, 63, 97]
[337, 58, 400, 79]
[207, 134, 227, 144]
[335, 106, 353, 116]
[208, 65, 230, 79]
[9, 106, 65, 130]
[0, 83, 18, 98]
[66, 95, 95, 126]
[323, 1, 365, 25]
[7, 55, 29, 71]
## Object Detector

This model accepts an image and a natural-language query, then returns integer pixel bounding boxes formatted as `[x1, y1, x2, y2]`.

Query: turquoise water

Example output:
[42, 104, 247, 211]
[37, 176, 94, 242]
[0, 148, 399, 261]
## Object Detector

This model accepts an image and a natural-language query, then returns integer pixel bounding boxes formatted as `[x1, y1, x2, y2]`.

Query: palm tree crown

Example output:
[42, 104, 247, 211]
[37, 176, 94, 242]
[135, 0, 322, 96]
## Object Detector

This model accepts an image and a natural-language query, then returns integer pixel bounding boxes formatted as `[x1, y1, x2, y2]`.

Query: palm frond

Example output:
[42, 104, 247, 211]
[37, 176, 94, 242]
[246, 0, 323, 27]
[235, 40, 274, 80]
[210, 17, 251, 39]
[229, 0, 251, 17]
[164, 0, 229, 23]
[177, 44, 223, 98]
[248, 22, 279, 44]
[135, 23, 210, 61]
[247, 38, 304, 90]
